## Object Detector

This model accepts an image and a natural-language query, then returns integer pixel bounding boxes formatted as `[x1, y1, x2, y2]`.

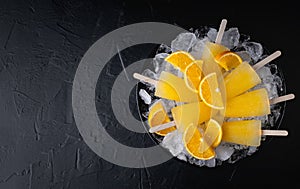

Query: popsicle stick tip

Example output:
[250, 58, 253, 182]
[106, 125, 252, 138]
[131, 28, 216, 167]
[133, 73, 139, 79]
[282, 130, 288, 136]
[215, 19, 228, 44]
[262, 130, 288, 136]
[132, 73, 158, 85]
[221, 19, 227, 24]
[270, 93, 295, 105]
[275, 50, 282, 56]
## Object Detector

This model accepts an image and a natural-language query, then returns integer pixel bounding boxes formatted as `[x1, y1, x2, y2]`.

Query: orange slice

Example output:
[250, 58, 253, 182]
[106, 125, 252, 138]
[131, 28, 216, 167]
[183, 124, 215, 160]
[202, 119, 223, 150]
[148, 100, 176, 136]
[215, 51, 242, 71]
[183, 60, 203, 93]
[165, 51, 195, 72]
[199, 72, 224, 110]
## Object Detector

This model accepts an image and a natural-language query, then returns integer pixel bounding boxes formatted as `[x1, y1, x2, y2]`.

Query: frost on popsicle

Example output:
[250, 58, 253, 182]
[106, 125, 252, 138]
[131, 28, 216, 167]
[136, 22, 290, 167]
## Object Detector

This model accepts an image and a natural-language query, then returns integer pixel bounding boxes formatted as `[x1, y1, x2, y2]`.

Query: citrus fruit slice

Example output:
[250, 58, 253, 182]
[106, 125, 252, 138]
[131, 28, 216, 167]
[199, 72, 224, 110]
[215, 51, 242, 71]
[183, 124, 215, 160]
[165, 51, 195, 72]
[183, 60, 203, 93]
[148, 100, 176, 136]
[202, 119, 222, 149]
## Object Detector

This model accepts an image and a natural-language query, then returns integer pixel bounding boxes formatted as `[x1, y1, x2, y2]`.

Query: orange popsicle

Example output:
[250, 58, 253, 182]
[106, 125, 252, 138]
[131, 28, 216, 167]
[224, 62, 261, 99]
[222, 120, 261, 146]
[223, 119, 288, 147]
[225, 88, 270, 117]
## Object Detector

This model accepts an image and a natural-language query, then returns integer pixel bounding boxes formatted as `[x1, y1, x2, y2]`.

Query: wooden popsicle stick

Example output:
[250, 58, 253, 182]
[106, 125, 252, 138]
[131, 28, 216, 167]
[270, 94, 295, 105]
[215, 19, 227, 44]
[262, 130, 288, 136]
[149, 121, 175, 133]
[150, 124, 289, 137]
[252, 51, 281, 71]
[133, 73, 158, 86]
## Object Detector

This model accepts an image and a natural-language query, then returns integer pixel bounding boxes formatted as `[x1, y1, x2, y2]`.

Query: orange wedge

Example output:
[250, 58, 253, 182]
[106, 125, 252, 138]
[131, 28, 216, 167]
[215, 51, 242, 71]
[202, 119, 222, 149]
[148, 100, 176, 136]
[165, 51, 195, 72]
[183, 60, 203, 93]
[199, 72, 224, 110]
[183, 124, 215, 160]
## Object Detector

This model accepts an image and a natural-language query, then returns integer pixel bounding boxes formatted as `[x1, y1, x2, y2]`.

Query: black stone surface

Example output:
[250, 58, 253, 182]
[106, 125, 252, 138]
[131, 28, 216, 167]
[0, 0, 299, 188]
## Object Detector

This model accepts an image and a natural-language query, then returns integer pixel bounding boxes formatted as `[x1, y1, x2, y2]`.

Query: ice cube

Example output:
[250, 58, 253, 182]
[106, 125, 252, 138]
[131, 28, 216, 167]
[264, 83, 278, 99]
[139, 89, 152, 105]
[171, 32, 197, 52]
[207, 27, 240, 49]
[236, 51, 251, 63]
[142, 68, 157, 79]
[242, 42, 263, 63]
[156, 44, 172, 54]
[207, 28, 217, 42]
[216, 144, 235, 161]
[153, 53, 169, 73]
[177, 153, 187, 162]
[273, 75, 283, 92]
[233, 144, 248, 150]
[161, 130, 184, 156]
[187, 156, 195, 164]
[205, 158, 216, 167]
[222, 28, 240, 49]
[153, 54, 167, 73]
[269, 64, 278, 75]
[247, 146, 257, 155]
[153, 53, 181, 77]
[165, 63, 180, 77]
[190, 38, 208, 59]
[269, 108, 281, 127]
[194, 159, 205, 166]
[157, 62, 179, 77]
[256, 66, 273, 83]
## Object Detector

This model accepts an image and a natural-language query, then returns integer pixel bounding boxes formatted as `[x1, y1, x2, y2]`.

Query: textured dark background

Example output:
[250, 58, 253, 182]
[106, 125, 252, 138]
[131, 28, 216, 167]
[0, 0, 299, 188]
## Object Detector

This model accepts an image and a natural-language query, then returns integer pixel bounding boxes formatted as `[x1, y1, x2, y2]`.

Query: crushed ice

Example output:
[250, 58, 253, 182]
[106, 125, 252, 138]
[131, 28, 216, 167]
[190, 38, 208, 59]
[171, 32, 197, 52]
[207, 27, 240, 49]
[139, 89, 151, 105]
[161, 130, 184, 156]
[216, 144, 235, 161]
[242, 42, 263, 63]
[140, 26, 284, 167]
